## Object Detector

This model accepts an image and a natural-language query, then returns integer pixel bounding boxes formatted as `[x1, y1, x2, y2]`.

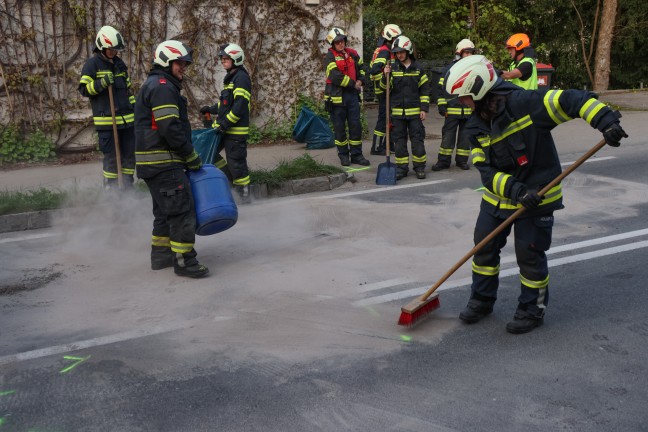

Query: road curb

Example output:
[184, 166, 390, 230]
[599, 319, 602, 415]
[0, 173, 349, 234]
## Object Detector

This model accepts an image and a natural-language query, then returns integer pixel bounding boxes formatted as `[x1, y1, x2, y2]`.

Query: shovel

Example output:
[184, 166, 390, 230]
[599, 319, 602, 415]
[376, 69, 396, 185]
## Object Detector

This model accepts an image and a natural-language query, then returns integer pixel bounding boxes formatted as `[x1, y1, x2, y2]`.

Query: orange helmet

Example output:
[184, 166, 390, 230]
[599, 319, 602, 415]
[506, 33, 531, 51]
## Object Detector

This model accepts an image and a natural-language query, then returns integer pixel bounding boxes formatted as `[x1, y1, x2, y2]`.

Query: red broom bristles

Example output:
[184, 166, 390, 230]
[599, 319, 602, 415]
[397, 296, 441, 327]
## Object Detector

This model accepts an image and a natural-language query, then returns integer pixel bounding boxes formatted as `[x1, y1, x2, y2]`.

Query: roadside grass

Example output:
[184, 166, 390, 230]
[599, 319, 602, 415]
[0, 188, 67, 216]
[0, 154, 343, 215]
[249, 153, 343, 188]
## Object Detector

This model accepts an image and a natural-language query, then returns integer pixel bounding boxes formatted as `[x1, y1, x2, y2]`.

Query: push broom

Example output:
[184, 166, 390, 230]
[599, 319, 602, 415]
[398, 138, 609, 327]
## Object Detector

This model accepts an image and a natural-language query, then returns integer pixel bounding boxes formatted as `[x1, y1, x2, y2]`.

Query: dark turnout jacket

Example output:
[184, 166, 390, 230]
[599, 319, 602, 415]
[134, 67, 197, 179]
[466, 80, 619, 218]
[380, 59, 430, 118]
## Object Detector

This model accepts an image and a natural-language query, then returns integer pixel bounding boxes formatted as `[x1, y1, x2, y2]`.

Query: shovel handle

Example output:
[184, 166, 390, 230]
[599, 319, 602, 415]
[384, 69, 390, 155]
[107, 85, 124, 190]
[418, 138, 608, 302]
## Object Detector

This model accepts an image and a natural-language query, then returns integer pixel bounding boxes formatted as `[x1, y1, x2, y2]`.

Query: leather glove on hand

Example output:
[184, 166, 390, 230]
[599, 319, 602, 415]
[100, 71, 114, 88]
[200, 106, 212, 115]
[603, 122, 628, 147]
[186, 151, 203, 171]
[517, 187, 542, 209]
[438, 107, 447, 117]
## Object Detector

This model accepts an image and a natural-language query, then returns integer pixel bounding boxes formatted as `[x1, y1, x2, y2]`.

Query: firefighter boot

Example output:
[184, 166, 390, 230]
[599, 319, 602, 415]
[151, 246, 173, 270]
[350, 154, 371, 166]
[456, 157, 470, 170]
[236, 184, 251, 204]
[339, 153, 350, 167]
[370, 135, 386, 156]
[415, 168, 426, 179]
[431, 161, 451, 171]
[505, 309, 544, 334]
[175, 263, 210, 278]
[459, 298, 495, 324]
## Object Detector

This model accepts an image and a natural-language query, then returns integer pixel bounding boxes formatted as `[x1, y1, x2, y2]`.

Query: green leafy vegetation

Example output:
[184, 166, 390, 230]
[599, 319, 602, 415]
[0, 125, 57, 165]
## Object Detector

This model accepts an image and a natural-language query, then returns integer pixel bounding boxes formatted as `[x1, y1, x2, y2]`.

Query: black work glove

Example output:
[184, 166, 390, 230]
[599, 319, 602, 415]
[186, 150, 203, 171]
[602, 122, 628, 147]
[100, 71, 114, 89]
[438, 106, 447, 117]
[517, 187, 542, 210]
[200, 106, 212, 115]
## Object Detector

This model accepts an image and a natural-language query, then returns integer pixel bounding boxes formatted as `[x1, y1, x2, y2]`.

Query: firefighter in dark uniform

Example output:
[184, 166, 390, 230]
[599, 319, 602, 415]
[368, 23, 402, 155]
[381, 36, 430, 180]
[445, 55, 628, 333]
[501, 33, 538, 90]
[432, 39, 476, 171]
[79, 25, 136, 190]
[324, 27, 370, 167]
[200, 43, 252, 203]
[134, 40, 208, 278]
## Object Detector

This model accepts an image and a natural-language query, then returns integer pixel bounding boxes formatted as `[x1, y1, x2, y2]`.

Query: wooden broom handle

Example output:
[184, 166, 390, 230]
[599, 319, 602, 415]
[107, 85, 124, 190]
[385, 69, 390, 155]
[418, 138, 608, 302]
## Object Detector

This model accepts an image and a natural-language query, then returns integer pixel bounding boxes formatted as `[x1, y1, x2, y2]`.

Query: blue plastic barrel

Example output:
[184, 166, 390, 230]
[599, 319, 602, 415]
[187, 164, 238, 236]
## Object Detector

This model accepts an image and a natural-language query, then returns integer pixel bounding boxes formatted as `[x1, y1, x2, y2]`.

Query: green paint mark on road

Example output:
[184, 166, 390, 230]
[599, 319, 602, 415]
[60, 355, 91, 374]
[344, 166, 372, 172]
[0, 390, 15, 396]
[400, 335, 412, 342]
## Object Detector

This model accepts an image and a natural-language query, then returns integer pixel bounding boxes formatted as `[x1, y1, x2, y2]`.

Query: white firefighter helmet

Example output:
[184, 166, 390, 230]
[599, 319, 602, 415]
[219, 43, 245, 66]
[95, 26, 125, 51]
[391, 36, 414, 55]
[326, 27, 347, 46]
[153, 40, 194, 68]
[381, 24, 402, 42]
[455, 39, 476, 55]
[445, 55, 498, 101]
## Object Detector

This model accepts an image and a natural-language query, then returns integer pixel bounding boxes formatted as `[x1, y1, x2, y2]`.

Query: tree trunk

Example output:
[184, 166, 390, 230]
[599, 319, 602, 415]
[593, 0, 617, 92]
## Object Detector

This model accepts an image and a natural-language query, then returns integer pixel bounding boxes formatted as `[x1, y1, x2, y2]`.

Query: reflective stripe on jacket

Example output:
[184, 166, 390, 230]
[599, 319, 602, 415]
[369, 44, 392, 96]
[78, 53, 135, 130]
[213, 66, 252, 136]
[134, 68, 195, 179]
[324, 47, 366, 106]
[380, 59, 430, 119]
[466, 83, 618, 218]
[437, 60, 472, 118]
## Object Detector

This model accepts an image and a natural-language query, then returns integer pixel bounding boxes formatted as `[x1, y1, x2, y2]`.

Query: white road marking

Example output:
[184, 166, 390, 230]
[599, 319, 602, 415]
[561, 156, 615, 166]
[0, 232, 59, 244]
[315, 179, 452, 199]
[0, 318, 223, 366]
[354, 238, 648, 307]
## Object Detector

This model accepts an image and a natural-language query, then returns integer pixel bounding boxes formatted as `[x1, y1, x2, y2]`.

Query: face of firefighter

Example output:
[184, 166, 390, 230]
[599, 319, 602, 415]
[104, 48, 118, 59]
[395, 51, 408, 62]
[333, 39, 346, 51]
[460, 50, 474, 58]
[507, 47, 518, 59]
[171, 60, 189, 81]
[221, 56, 234, 71]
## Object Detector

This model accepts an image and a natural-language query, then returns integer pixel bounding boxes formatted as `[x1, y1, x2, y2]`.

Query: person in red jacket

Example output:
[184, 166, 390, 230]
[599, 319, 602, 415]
[445, 55, 628, 333]
[324, 27, 370, 167]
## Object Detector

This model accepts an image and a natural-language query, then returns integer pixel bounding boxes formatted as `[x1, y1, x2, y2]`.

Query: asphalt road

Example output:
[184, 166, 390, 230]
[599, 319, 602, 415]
[1, 113, 647, 431]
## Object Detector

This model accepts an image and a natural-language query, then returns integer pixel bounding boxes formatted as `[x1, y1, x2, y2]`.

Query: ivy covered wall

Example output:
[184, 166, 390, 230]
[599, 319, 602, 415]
[0, 0, 362, 151]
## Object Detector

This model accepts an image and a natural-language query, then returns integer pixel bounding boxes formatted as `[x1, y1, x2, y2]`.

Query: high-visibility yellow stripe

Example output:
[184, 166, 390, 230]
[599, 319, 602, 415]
[579, 98, 606, 124]
[151, 236, 170, 247]
[520, 274, 549, 289]
[543, 90, 572, 125]
[491, 115, 533, 145]
[472, 261, 500, 276]
[233, 175, 250, 186]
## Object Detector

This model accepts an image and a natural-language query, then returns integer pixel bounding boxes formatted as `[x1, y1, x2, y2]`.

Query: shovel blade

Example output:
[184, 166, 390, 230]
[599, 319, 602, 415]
[376, 160, 397, 185]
